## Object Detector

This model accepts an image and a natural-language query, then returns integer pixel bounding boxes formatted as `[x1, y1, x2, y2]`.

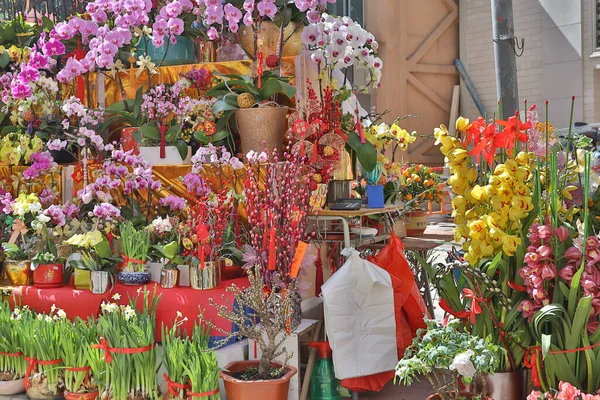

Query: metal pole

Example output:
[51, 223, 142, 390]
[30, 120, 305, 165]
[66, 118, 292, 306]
[491, 0, 519, 119]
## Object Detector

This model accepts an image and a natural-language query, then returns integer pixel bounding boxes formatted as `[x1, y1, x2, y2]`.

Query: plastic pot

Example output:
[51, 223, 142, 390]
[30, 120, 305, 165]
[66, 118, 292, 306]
[220, 360, 297, 400]
[32, 263, 64, 289]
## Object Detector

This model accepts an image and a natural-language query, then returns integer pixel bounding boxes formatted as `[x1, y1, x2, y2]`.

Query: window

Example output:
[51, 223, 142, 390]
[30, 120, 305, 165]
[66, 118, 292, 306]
[596, 0, 600, 50]
[328, 0, 364, 26]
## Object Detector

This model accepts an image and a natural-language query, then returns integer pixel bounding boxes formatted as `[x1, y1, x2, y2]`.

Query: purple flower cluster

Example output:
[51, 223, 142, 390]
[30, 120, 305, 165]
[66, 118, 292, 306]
[39, 188, 57, 206]
[201, 0, 330, 39]
[23, 151, 58, 180]
[182, 173, 210, 196]
[0, 193, 14, 214]
[92, 202, 122, 221]
[158, 195, 187, 212]
[43, 204, 67, 226]
[152, 0, 195, 47]
[141, 84, 184, 120]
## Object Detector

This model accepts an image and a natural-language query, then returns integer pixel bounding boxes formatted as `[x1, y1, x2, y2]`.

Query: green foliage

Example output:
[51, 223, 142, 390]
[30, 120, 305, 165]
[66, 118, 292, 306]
[61, 318, 98, 393]
[119, 222, 150, 272]
[0, 302, 29, 379]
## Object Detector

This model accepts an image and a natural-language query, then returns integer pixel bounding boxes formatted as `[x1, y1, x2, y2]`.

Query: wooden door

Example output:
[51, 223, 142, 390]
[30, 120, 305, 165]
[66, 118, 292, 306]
[365, 0, 459, 166]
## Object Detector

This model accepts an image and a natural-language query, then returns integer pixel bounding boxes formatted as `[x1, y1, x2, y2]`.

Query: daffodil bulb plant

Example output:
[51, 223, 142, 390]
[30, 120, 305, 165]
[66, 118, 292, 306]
[162, 314, 219, 400]
[60, 318, 98, 395]
[395, 318, 499, 400]
[21, 305, 68, 397]
[119, 221, 150, 272]
[92, 289, 161, 400]
[0, 302, 29, 382]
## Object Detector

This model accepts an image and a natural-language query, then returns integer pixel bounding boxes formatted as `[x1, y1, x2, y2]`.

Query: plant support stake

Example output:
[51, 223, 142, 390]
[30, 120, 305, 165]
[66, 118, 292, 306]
[491, 0, 519, 119]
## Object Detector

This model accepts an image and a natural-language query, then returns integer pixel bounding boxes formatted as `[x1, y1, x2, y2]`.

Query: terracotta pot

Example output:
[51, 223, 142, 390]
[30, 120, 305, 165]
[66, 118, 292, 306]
[467, 370, 528, 400]
[238, 21, 304, 58]
[160, 268, 179, 289]
[3, 260, 32, 286]
[190, 261, 220, 290]
[64, 390, 99, 400]
[426, 392, 491, 400]
[220, 360, 297, 400]
[32, 263, 64, 288]
[0, 378, 25, 395]
[235, 107, 288, 155]
[405, 210, 429, 236]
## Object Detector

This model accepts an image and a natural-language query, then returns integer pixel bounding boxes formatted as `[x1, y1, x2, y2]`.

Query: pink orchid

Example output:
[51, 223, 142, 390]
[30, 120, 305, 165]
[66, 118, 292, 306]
[257, 0, 277, 18]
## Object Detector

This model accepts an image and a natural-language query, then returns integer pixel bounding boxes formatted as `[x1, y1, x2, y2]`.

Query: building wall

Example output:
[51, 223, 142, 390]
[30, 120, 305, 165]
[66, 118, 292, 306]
[460, 0, 589, 128]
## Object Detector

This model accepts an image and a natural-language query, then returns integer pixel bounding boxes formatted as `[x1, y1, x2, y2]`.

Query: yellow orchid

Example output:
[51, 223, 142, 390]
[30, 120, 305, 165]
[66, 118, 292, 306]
[7, 45, 20, 62]
[455, 116, 470, 132]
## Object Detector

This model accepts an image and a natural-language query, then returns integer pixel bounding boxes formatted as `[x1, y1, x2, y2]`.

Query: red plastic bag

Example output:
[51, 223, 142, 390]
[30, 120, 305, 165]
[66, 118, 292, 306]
[341, 234, 429, 392]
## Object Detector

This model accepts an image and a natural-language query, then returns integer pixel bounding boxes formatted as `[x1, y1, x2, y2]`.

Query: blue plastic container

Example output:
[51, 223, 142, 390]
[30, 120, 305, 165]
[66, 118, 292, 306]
[366, 185, 384, 208]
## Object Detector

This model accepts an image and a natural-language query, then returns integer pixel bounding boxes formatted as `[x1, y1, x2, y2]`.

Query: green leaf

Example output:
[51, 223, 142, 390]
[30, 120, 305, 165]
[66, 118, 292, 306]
[165, 125, 180, 143]
[175, 139, 188, 160]
[279, 81, 297, 99]
[260, 78, 283, 100]
[541, 334, 552, 359]
[139, 124, 161, 141]
[1, 125, 18, 135]
[0, 52, 10, 68]
[213, 98, 240, 114]
[133, 87, 144, 120]
[345, 131, 377, 172]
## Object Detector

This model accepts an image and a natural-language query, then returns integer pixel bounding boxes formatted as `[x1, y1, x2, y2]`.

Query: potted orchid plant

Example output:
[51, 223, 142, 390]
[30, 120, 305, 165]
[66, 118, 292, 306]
[148, 217, 185, 289]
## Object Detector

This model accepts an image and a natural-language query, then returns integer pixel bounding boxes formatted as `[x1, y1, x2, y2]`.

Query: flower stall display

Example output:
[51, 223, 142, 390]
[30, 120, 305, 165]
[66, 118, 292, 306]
[0, 302, 29, 395]
[60, 318, 99, 400]
[162, 314, 220, 400]
[91, 290, 161, 400]
[21, 306, 68, 400]
[207, 69, 296, 155]
[528, 382, 600, 400]
[117, 221, 151, 285]
[395, 319, 499, 400]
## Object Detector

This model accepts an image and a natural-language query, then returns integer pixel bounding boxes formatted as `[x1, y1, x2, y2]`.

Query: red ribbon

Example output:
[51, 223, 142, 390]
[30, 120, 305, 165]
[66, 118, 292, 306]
[24, 357, 63, 390]
[508, 281, 527, 292]
[0, 351, 23, 357]
[65, 366, 91, 385]
[159, 123, 167, 159]
[439, 298, 470, 325]
[188, 388, 220, 398]
[257, 52, 264, 89]
[462, 289, 483, 324]
[120, 255, 146, 271]
[92, 338, 155, 364]
[163, 374, 191, 399]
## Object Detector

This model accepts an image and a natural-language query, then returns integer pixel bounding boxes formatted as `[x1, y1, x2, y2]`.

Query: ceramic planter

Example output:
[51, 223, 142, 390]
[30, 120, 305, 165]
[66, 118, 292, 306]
[138, 146, 192, 165]
[405, 210, 429, 236]
[160, 268, 179, 289]
[90, 271, 111, 294]
[0, 378, 25, 395]
[236, 107, 288, 155]
[32, 263, 64, 288]
[117, 271, 151, 286]
[467, 370, 528, 400]
[221, 360, 297, 400]
[73, 269, 91, 290]
[64, 390, 99, 400]
[190, 261, 220, 290]
[3, 260, 32, 286]
[136, 35, 196, 66]
[49, 149, 75, 164]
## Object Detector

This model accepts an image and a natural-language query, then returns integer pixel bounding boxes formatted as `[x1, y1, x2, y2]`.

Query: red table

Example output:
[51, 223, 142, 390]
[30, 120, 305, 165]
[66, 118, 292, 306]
[10, 278, 249, 343]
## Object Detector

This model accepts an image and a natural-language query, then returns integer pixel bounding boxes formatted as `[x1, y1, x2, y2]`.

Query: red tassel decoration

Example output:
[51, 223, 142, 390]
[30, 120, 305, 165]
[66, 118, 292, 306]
[159, 123, 167, 159]
[257, 52, 264, 89]
[312, 139, 318, 163]
[268, 226, 276, 271]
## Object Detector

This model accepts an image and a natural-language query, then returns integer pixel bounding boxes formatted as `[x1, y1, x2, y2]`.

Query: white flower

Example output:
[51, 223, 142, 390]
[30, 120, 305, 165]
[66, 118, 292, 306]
[449, 350, 476, 380]
[37, 314, 43, 320]
[112, 293, 121, 301]
[37, 214, 51, 224]
[257, 152, 268, 163]
[151, 216, 173, 234]
[176, 311, 183, 318]
[57, 309, 67, 319]
[44, 315, 53, 323]
[51, 304, 56, 312]
[301, 24, 320, 46]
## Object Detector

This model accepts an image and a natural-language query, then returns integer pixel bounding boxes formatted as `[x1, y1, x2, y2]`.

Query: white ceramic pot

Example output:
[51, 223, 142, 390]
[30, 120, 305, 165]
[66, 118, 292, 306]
[0, 378, 25, 395]
[138, 146, 192, 165]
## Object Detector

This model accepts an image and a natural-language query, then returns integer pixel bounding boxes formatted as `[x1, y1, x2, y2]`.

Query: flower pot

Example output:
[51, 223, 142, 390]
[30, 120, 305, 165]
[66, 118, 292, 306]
[426, 392, 491, 400]
[49, 149, 75, 164]
[147, 262, 163, 283]
[405, 210, 429, 236]
[26, 373, 64, 400]
[235, 107, 288, 155]
[73, 269, 91, 290]
[160, 268, 179, 289]
[239, 21, 304, 58]
[190, 261, 220, 290]
[90, 271, 111, 294]
[467, 370, 528, 400]
[4, 260, 32, 286]
[136, 35, 196, 66]
[310, 183, 328, 212]
[220, 360, 297, 400]
[32, 263, 64, 288]
[138, 146, 192, 165]
[117, 271, 151, 286]
[0, 378, 25, 395]
[64, 390, 99, 400]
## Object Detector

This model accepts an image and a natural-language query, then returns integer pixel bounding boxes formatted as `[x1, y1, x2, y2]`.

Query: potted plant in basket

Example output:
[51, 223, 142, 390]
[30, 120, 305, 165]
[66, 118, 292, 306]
[31, 227, 64, 289]
[0, 302, 29, 395]
[162, 314, 220, 400]
[22, 306, 68, 400]
[151, 239, 184, 289]
[147, 216, 185, 289]
[395, 318, 499, 400]
[61, 318, 99, 400]
[207, 69, 296, 155]
[64, 231, 117, 294]
[117, 221, 151, 285]
[91, 289, 161, 400]
[201, 266, 299, 400]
